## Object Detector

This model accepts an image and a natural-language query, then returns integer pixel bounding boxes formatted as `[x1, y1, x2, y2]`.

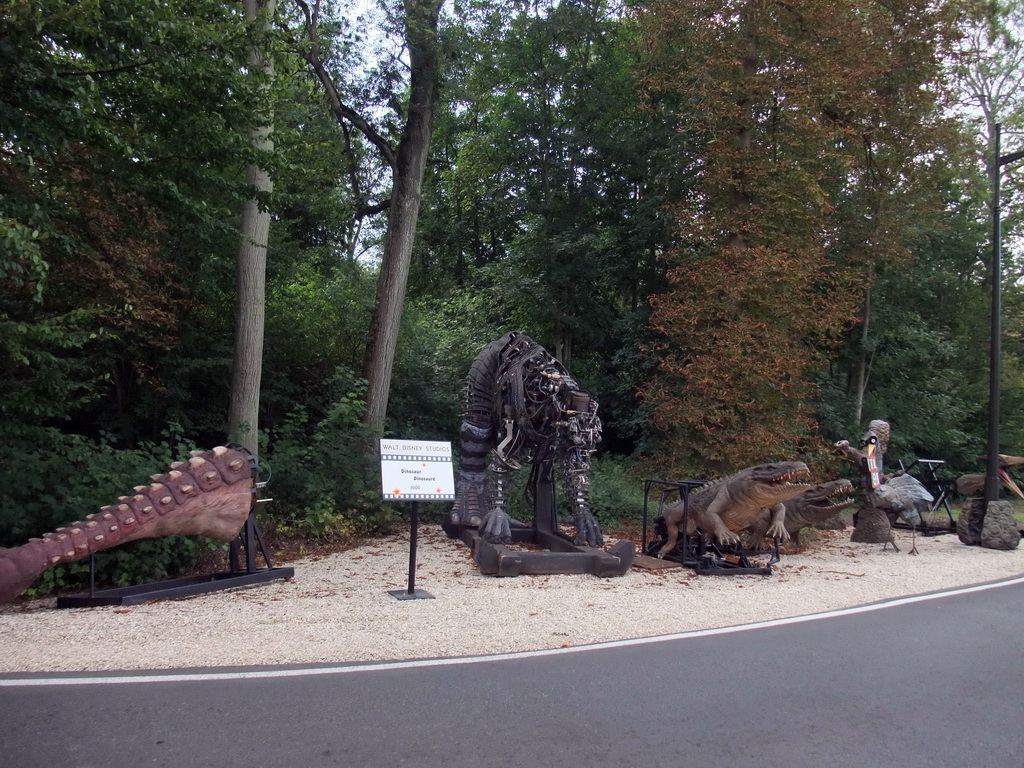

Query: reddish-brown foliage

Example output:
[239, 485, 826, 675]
[635, 0, 960, 476]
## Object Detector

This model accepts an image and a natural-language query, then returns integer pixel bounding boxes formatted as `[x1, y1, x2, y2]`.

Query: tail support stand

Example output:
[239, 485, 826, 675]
[57, 464, 295, 608]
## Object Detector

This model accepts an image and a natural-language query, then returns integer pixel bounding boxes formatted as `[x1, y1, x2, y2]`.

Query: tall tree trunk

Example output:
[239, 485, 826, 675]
[228, 0, 275, 456]
[361, 0, 443, 434]
[853, 284, 872, 426]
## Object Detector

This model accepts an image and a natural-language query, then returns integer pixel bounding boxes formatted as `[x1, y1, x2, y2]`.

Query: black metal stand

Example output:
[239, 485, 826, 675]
[57, 484, 294, 608]
[389, 501, 434, 600]
[456, 462, 633, 577]
[894, 459, 957, 535]
[640, 478, 778, 576]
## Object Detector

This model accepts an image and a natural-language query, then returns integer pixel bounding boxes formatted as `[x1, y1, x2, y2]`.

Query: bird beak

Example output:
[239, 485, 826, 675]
[999, 468, 1024, 500]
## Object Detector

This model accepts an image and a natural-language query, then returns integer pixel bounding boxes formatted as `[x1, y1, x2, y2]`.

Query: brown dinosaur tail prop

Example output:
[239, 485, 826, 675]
[0, 445, 255, 604]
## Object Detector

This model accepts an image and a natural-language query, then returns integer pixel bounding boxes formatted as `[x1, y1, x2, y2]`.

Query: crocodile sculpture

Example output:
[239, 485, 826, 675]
[656, 461, 811, 558]
[742, 478, 856, 547]
[0, 445, 256, 604]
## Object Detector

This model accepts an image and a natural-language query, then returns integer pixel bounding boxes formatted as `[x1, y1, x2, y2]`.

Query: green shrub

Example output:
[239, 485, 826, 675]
[260, 367, 399, 542]
[586, 454, 646, 527]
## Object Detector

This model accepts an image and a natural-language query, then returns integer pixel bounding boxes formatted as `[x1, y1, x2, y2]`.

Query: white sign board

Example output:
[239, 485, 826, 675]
[379, 439, 456, 501]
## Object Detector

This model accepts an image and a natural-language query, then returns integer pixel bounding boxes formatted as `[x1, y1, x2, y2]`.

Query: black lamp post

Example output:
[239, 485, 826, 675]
[985, 123, 1024, 504]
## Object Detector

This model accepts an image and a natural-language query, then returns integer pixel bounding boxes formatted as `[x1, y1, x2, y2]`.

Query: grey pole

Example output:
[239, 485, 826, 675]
[985, 124, 1024, 505]
[986, 124, 1003, 504]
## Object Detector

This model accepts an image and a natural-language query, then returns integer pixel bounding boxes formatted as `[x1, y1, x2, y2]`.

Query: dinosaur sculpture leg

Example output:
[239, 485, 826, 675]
[0, 445, 255, 604]
[562, 451, 603, 547]
[449, 334, 511, 534]
[450, 421, 491, 530]
[478, 460, 515, 544]
[763, 502, 789, 542]
[657, 501, 692, 558]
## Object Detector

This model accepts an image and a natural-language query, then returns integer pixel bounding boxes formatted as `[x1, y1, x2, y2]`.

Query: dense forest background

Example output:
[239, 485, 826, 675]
[2, 0, 1023, 592]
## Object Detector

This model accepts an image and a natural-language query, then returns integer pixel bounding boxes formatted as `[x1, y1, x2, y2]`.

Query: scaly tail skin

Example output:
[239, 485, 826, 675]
[0, 445, 254, 604]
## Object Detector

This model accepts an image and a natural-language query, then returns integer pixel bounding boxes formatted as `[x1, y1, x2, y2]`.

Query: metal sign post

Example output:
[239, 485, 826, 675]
[379, 439, 455, 600]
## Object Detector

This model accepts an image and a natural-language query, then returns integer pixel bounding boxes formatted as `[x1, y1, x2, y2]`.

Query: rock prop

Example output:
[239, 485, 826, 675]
[955, 454, 1023, 551]
[957, 499, 1021, 550]
[957, 499, 985, 545]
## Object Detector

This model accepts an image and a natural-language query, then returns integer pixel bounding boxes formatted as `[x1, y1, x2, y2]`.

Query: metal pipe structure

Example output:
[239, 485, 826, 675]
[986, 123, 1024, 504]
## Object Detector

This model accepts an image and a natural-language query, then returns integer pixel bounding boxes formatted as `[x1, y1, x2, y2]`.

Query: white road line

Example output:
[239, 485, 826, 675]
[4, 574, 1023, 688]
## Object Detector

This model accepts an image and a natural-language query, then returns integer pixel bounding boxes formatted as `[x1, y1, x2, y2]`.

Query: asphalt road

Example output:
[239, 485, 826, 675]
[2, 579, 1023, 768]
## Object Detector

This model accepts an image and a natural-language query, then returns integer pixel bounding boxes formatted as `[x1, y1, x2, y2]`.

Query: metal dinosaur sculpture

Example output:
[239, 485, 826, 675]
[655, 461, 811, 558]
[742, 478, 856, 547]
[446, 331, 604, 548]
[0, 445, 256, 604]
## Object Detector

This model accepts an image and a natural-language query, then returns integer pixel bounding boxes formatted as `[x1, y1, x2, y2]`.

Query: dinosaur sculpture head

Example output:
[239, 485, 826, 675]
[741, 461, 812, 505]
[862, 420, 889, 457]
[791, 478, 856, 516]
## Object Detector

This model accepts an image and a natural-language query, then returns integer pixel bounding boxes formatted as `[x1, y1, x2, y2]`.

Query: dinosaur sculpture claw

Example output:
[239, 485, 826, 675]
[0, 445, 256, 604]
[572, 510, 604, 548]
[479, 509, 513, 544]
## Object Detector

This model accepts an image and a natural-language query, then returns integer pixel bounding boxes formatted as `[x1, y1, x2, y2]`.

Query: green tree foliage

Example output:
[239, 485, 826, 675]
[816, 165, 993, 469]
[0, 1, 281, 589]
[414, 0, 683, 452]
[0, 0, 269, 440]
[5, 0, 1024, 597]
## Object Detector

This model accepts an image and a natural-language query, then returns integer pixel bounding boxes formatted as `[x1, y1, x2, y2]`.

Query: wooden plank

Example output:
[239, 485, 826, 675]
[632, 553, 683, 571]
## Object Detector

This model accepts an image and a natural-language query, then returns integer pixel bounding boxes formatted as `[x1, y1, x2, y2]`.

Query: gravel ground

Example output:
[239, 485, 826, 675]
[1, 526, 1022, 674]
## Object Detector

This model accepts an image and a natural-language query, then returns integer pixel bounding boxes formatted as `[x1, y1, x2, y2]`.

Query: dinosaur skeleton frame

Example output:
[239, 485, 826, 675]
[444, 332, 632, 577]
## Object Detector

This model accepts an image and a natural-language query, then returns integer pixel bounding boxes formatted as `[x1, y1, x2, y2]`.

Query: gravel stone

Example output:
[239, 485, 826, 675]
[1, 527, 1022, 673]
